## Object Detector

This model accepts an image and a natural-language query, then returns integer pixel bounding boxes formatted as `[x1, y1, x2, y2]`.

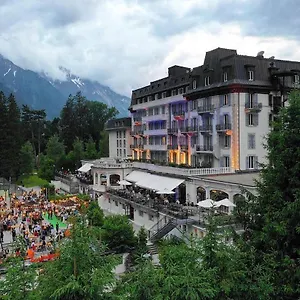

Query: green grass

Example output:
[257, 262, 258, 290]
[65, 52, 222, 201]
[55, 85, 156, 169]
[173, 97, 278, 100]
[17, 174, 49, 188]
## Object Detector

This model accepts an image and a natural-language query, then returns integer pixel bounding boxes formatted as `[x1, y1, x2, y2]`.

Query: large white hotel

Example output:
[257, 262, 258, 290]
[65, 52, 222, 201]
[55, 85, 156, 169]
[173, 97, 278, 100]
[129, 47, 300, 171]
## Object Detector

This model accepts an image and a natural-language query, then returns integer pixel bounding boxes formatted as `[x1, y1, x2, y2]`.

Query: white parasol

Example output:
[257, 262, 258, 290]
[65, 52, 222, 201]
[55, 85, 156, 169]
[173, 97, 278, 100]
[117, 180, 132, 186]
[197, 199, 216, 208]
[215, 198, 236, 207]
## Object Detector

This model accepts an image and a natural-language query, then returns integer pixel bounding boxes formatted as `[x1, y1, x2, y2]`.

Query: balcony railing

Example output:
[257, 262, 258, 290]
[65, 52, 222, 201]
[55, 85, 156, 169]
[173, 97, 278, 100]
[167, 128, 178, 135]
[199, 125, 213, 132]
[133, 161, 234, 177]
[130, 144, 143, 149]
[216, 123, 232, 131]
[167, 144, 178, 150]
[197, 105, 214, 114]
[196, 145, 213, 152]
[181, 126, 198, 133]
[133, 116, 142, 122]
[131, 130, 144, 136]
[173, 111, 185, 120]
[245, 102, 262, 112]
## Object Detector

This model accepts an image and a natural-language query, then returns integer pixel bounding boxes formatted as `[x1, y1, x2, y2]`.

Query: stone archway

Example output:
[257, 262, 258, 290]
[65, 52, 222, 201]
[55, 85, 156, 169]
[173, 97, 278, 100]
[110, 174, 120, 186]
[233, 194, 246, 205]
[197, 186, 206, 201]
[99, 173, 107, 185]
[210, 189, 228, 201]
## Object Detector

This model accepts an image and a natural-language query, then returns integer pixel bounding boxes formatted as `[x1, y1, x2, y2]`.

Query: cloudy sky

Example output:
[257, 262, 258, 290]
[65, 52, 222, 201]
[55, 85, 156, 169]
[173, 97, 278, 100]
[1, 0, 300, 96]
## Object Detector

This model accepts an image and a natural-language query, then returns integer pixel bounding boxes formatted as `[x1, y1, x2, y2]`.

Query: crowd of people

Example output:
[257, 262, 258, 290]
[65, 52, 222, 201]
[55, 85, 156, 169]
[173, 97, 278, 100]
[0, 189, 81, 261]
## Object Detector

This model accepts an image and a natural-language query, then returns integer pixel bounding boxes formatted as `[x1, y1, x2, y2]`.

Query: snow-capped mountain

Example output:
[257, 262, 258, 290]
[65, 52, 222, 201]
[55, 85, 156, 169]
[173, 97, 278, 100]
[0, 55, 130, 119]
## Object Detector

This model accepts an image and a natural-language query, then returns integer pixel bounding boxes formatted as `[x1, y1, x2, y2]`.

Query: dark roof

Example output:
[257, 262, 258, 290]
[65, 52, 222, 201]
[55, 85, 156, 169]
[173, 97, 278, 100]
[106, 117, 131, 131]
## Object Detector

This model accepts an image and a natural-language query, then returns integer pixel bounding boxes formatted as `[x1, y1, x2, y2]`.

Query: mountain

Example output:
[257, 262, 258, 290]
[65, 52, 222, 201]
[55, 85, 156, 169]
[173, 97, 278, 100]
[0, 55, 130, 119]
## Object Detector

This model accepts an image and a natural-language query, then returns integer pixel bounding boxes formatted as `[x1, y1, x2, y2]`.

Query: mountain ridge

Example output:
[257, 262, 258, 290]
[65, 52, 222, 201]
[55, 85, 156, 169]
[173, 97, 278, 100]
[0, 55, 130, 119]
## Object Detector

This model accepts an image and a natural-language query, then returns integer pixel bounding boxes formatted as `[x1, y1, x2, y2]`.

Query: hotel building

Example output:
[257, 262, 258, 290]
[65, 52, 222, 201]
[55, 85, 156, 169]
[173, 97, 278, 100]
[130, 48, 300, 171]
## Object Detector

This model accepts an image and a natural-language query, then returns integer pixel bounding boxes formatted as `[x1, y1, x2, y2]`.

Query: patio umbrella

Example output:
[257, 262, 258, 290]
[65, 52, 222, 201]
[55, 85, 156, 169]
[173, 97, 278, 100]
[215, 198, 236, 208]
[118, 180, 132, 186]
[156, 188, 175, 195]
[197, 199, 216, 208]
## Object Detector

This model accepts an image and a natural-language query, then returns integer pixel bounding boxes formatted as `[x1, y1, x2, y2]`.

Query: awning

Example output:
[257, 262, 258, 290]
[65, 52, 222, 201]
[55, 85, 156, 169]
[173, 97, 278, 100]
[125, 171, 148, 183]
[136, 173, 184, 191]
[77, 163, 93, 173]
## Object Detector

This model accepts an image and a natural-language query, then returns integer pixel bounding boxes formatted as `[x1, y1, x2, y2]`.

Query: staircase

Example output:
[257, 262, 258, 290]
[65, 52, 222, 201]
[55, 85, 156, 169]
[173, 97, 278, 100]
[147, 242, 158, 255]
[150, 221, 177, 242]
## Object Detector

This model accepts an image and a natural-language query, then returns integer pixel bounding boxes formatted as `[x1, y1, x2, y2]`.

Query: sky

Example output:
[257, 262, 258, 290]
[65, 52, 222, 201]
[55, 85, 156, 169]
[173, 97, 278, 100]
[1, 0, 300, 96]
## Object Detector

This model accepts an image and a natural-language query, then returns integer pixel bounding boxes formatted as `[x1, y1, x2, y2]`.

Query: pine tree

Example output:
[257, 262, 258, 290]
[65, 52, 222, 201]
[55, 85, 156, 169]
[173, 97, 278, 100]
[0, 92, 9, 178]
[6, 94, 21, 179]
[249, 90, 300, 298]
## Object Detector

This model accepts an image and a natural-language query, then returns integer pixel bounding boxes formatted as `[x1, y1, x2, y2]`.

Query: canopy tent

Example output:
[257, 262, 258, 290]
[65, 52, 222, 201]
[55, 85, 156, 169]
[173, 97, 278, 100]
[77, 163, 93, 173]
[117, 180, 132, 186]
[156, 188, 175, 195]
[215, 198, 236, 208]
[135, 173, 184, 192]
[197, 199, 216, 208]
[125, 171, 148, 183]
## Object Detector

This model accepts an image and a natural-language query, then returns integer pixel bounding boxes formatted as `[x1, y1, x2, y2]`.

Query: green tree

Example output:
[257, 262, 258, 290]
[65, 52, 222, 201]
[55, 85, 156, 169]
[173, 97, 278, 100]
[87, 201, 104, 227]
[0, 92, 9, 178]
[247, 90, 300, 298]
[71, 138, 84, 170]
[19, 141, 35, 175]
[46, 135, 65, 168]
[6, 94, 21, 179]
[99, 130, 109, 157]
[38, 155, 54, 181]
[84, 137, 98, 159]
[34, 219, 117, 300]
[102, 215, 136, 253]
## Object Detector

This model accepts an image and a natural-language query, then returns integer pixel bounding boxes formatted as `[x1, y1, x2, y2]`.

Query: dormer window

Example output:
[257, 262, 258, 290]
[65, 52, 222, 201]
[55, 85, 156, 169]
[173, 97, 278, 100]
[162, 92, 167, 98]
[154, 94, 158, 100]
[192, 80, 197, 89]
[178, 88, 184, 94]
[172, 89, 177, 96]
[294, 74, 300, 84]
[204, 76, 210, 86]
[223, 72, 228, 82]
[248, 70, 254, 81]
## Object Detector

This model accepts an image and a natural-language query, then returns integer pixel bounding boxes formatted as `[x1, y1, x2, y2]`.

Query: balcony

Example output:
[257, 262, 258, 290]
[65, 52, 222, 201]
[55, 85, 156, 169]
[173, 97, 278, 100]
[144, 144, 167, 151]
[216, 123, 231, 132]
[130, 144, 144, 150]
[197, 105, 215, 114]
[131, 130, 144, 136]
[144, 128, 167, 136]
[132, 161, 234, 177]
[167, 144, 178, 150]
[245, 102, 262, 113]
[181, 126, 198, 133]
[195, 145, 213, 153]
[173, 111, 185, 120]
[143, 114, 167, 122]
[167, 128, 178, 135]
[133, 116, 142, 122]
[199, 125, 213, 133]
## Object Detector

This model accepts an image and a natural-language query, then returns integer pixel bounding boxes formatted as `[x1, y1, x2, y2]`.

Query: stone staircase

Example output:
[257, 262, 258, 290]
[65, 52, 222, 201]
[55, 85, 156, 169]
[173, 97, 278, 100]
[147, 242, 158, 255]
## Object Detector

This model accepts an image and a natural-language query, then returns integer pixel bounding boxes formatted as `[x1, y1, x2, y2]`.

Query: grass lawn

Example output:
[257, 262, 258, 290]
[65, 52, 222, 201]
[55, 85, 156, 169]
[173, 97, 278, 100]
[44, 213, 67, 229]
[17, 174, 49, 188]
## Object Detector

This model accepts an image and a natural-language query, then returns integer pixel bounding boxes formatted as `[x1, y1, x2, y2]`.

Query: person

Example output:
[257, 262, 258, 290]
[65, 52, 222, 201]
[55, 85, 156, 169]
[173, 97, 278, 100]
[11, 228, 16, 241]
[56, 222, 59, 233]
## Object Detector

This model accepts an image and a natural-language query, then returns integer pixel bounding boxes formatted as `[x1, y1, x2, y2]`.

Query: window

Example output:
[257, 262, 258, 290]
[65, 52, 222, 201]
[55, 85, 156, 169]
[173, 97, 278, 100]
[294, 75, 300, 84]
[204, 76, 210, 86]
[149, 214, 154, 221]
[185, 86, 189, 93]
[246, 113, 258, 126]
[223, 72, 228, 82]
[117, 140, 119, 147]
[123, 131, 126, 138]
[115, 201, 119, 206]
[224, 114, 229, 125]
[191, 99, 197, 110]
[123, 140, 126, 147]
[224, 135, 230, 148]
[117, 149, 119, 156]
[116, 131, 119, 138]
[155, 94, 158, 100]
[192, 80, 197, 89]
[172, 89, 177, 96]
[224, 156, 230, 167]
[247, 114, 254, 126]
[162, 91, 167, 98]
[247, 155, 257, 169]
[224, 94, 229, 106]
[249, 93, 254, 108]
[178, 87, 184, 94]
[248, 70, 254, 81]
[123, 149, 126, 156]
[161, 105, 165, 114]
[139, 210, 144, 217]
[154, 107, 159, 115]
[248, 134, 255, 149]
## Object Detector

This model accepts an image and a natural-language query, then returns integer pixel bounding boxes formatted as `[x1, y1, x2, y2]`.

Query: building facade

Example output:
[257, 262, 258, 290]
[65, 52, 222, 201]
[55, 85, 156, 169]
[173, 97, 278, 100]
[130, 48, 300, 170]
[106, 117, 132, 159]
